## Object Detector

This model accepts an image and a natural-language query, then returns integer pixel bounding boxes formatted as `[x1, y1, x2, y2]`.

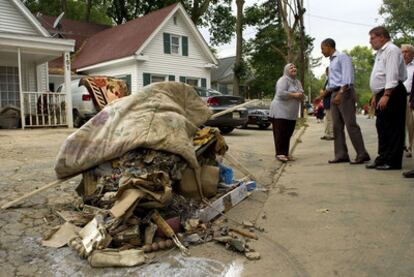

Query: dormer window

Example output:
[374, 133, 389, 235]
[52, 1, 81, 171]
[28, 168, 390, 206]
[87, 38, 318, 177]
[171, 35, 180, 54]
[173, 16, 177, 25]
[163, 33, 188, 56]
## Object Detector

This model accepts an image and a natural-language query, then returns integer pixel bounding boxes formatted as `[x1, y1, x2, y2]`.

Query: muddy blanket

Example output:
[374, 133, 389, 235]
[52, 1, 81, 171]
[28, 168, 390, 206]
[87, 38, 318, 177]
[55, 82, 212, 179]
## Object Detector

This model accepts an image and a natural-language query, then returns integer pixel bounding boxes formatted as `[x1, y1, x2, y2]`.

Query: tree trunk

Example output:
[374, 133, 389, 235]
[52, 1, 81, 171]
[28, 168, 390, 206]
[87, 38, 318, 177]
[85, 0, 92, 22]
[190, 0, 211, 24]
[233, 0, 244, 97]
[297, 0, 305, 117]
[61, 0, 67, 14]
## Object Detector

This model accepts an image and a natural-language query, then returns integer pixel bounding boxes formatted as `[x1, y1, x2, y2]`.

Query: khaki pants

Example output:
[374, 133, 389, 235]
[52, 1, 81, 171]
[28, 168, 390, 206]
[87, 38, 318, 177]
[324, 109, 334, 138]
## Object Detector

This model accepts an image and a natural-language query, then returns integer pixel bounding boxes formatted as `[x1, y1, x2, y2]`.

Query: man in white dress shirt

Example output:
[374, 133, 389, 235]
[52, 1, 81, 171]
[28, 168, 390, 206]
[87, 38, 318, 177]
[366, 26, 407, 170]
[401, 45, 414, 177]
[401, 44, 414, 158]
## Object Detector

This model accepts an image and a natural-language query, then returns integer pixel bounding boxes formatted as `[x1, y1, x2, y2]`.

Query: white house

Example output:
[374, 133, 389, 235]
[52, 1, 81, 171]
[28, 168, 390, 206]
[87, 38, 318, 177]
[211, 56, 236, 95]
[0, 0, 75, 128]
[72, 3, 218, 93]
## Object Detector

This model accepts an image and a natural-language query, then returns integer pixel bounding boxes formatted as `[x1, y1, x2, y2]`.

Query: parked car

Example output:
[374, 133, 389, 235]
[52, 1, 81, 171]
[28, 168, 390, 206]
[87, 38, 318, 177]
[57, 79, 97, 127]
[57, 77, 127, 127]
[243, 108, 271, 129]
[193, 87, 248, 134]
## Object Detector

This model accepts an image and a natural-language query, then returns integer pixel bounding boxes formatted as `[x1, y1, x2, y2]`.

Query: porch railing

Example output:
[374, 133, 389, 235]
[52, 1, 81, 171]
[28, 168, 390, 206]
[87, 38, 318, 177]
[22, 91, 67, 127]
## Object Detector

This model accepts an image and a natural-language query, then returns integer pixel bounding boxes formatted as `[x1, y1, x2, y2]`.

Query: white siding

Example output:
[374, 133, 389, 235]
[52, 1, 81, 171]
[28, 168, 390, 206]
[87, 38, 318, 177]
[137, 12, 212, 91]
[0, 0, 41, 35]
[25, 62, 37, 91]
[36, 63, 48, 91]
[83, 62, 138, 93]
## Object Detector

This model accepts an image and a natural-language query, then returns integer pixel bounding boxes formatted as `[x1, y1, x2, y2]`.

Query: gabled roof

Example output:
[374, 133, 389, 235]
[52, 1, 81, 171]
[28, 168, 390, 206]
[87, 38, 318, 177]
[7, 0, 50, 37]
[37, 15, 110, 71]
[72, 4, 178, 70]
[212, 56, 235, 83]
[37, 15, 110, 50]
[73, 3, 217, 71]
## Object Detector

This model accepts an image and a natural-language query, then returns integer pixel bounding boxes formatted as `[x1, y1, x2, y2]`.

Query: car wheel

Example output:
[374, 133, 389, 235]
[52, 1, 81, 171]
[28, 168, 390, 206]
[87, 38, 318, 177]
[258, 123, 270, 130]
[73, 110, 83, 128]
[219, 127, 234, 134]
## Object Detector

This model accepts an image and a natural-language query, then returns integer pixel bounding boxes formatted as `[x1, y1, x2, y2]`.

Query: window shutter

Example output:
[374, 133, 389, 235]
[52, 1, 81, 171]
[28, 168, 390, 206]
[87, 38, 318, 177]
[168, 75, 175, 81]
[117, 74, 131, 95]
[179, 76, 186, 83]
[182, 36, 188, 56]
[143, 73, 151, 86]
[163, 33, 171, 54]
[201, 78, 207, 88]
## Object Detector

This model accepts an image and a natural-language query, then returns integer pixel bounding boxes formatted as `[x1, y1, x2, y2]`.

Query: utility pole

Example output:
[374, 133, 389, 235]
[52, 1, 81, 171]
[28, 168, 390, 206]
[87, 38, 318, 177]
[297, 0, 306, 117]
[233, 0, 244, 96]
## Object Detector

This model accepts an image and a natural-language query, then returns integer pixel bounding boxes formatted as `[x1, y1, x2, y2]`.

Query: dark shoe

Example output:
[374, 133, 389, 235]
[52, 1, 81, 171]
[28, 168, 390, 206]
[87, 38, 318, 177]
[403, 169, 414, 178]
[375, 164, 401, 170]
[365, 162, 378, 169]
[350, 155, 371, 164]
[320, 136, 327, 140]
[328, 158, 350, 164]
[325, 136, 335, 141]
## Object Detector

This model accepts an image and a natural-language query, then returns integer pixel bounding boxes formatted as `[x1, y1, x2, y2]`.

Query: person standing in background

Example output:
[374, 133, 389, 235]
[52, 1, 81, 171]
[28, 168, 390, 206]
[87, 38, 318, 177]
[401, 44, 414, 158]
[269, 63, 304, 163]
[320, 67, 334, 140]
[366, 26, 407, 171]
[321, 38, 370, 164]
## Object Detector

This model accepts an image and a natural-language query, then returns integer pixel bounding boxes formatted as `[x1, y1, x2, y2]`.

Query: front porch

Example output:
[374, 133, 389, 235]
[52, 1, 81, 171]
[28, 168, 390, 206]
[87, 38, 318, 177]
[0, 33, 74, 128]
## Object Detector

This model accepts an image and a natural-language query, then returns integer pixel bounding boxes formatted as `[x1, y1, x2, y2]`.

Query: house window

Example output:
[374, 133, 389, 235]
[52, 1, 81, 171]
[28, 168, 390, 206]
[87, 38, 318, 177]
[0, 66, 20, 108]
[115, 74, 131, 95]
[186, 78, 198, 87]
[163, 33, 188, 56]
[171, 35, 180, 54]
[151, 75, 166, 83]
[219, 84, 229, 95]
[173, 16, 177, 25]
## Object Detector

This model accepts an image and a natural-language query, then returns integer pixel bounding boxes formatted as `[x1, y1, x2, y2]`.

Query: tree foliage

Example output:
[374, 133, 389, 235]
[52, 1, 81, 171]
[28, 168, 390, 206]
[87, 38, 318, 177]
[379, 0, 414, 44]
[244, 0, 286, 98]
[23, 0, 113, 25]
[344, 46, 375, 106]
[244, 0, 313, 99]
[23, 0, 235, 45]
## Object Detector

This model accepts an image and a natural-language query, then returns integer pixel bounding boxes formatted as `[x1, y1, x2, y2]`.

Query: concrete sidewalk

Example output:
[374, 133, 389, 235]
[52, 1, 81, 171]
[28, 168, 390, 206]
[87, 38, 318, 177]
[243, 116, 414, 276]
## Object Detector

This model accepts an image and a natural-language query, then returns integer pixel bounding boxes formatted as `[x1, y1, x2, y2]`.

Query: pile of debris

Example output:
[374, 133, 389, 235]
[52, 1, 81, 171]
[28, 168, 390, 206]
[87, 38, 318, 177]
[41, 82, 259, 267]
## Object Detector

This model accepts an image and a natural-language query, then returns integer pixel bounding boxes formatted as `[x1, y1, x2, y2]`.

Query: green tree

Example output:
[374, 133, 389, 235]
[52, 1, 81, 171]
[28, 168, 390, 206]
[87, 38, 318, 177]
[244, 1, 285, 98]
[23, 1, 235, 45]
[106, 0, 235, 45]
[344, 46, 374, 106]
[23, 0, 112, 25]
[379, 0, 414, 44]
[244, 0, 313, 99]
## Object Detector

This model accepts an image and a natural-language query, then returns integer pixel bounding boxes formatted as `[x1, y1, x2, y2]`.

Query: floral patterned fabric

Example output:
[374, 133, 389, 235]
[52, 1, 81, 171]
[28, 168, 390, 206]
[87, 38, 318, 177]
[55, 82, 212, 179]
[79, 76, 128, 109]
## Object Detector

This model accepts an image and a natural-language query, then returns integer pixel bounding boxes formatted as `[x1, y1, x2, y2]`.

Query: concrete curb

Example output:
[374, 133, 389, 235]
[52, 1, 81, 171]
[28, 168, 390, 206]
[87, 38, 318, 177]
[272, 123, 308, 185]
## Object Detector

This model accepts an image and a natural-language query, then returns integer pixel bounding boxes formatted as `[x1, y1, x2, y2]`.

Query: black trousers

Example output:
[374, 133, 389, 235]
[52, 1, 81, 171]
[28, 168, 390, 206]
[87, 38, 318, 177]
[375, 82, 407, 167]
[271, 118, 296, 156]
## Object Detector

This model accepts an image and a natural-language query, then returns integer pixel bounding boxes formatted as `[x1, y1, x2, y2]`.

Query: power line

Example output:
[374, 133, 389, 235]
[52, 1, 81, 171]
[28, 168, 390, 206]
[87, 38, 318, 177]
[306, 13, 376, 27]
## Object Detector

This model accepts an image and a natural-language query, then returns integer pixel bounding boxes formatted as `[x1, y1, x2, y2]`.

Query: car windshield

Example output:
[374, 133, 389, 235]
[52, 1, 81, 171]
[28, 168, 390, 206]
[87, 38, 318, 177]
[207, 89, 222, 96]
[194, 87, 223, 97]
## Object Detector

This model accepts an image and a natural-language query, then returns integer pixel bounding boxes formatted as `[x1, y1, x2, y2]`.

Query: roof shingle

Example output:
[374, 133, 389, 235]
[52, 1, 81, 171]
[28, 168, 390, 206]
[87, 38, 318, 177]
[72, 3, 178, 70]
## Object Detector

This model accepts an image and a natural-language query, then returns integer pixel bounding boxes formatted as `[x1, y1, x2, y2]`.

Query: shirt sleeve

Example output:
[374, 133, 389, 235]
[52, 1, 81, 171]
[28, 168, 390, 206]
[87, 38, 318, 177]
[384, 48, 401, 89]
[340, 54, 354, 86]
[276, 77, 292, 100]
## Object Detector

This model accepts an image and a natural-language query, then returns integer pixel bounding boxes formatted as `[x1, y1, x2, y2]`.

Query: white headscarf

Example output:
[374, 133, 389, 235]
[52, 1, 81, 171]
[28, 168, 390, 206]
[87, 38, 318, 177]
[283, 63, 303, 91]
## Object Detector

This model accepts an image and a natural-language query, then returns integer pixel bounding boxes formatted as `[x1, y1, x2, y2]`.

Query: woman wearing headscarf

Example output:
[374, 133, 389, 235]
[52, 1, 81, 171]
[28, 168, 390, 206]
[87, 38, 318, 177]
[270, 63, 304, 162]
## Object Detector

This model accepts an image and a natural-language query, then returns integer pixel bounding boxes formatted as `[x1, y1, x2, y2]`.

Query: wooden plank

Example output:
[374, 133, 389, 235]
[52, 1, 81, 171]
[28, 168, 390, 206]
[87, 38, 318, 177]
[198, 182, 249, 222]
